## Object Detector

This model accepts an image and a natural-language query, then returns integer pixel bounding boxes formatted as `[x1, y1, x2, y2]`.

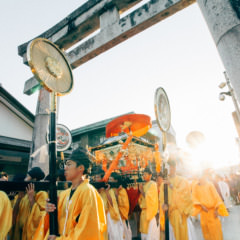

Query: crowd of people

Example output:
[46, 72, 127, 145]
[0, 148, 239, 240]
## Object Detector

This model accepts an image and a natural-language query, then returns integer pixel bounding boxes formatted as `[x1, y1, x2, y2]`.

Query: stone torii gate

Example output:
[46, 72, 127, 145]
[18, 0, 240, 173]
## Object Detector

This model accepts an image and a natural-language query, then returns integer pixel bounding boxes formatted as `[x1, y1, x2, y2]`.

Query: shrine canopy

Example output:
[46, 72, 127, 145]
[106, 113, 152, 138]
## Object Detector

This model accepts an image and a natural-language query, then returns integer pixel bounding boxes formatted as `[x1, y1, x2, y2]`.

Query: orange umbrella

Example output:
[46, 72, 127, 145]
[106, 114, 152, 138]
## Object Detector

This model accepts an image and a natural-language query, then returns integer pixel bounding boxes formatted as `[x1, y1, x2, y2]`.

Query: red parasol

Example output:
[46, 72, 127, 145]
[106, 114, 152, 138]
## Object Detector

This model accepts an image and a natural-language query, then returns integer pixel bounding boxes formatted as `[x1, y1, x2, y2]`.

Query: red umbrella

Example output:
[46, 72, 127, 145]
[106, 114, 152, 138]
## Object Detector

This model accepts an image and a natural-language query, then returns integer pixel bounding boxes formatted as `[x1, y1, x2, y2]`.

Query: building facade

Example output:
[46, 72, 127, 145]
[0, 84, 34, 176]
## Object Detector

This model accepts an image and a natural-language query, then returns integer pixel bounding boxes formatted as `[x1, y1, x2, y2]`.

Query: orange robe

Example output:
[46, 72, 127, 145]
[192, 180, 228, 240]
[160, 175, 192, 240]
[0, 191, 12, 240]
[138, 180, 158, 234]
[34, 179, 107, 240]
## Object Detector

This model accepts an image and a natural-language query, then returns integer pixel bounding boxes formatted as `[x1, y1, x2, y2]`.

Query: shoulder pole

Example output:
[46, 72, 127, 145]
[49, 92, 58, 235]
[163, 162, 169, 240]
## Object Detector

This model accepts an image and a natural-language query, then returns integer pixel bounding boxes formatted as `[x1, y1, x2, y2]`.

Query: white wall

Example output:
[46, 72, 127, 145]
[0, 103, 33, 141]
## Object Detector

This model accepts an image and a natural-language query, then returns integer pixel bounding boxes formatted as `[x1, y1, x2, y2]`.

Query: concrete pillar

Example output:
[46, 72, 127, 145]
[197, 0, 240, 102]
[28, 88, 50, 175]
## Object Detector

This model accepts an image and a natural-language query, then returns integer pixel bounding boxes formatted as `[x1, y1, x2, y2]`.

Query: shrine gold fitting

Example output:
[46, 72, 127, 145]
[45, 56, 63, 79]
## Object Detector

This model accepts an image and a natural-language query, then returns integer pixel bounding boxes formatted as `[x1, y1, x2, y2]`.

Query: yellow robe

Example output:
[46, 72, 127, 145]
[158, 187, 165, 232]
[107, 188, 121, 221]
[99, 190, 109, 240]
[138, 180, 158, 234]
[117, 187, 129, 221]
[0, 191, 12, 240]
[12, 191, 47, 240]
[34, 179, 107, 240]
[160, 175, 192, 240]
[192, 180, 228, 240]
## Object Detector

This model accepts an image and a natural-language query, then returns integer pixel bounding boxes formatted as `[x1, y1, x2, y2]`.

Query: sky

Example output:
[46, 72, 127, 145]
[0, 0, 239, 170]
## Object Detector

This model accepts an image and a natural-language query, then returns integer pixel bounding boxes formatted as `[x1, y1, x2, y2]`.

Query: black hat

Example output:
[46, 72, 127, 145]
[91, 166, 105, 177]
[143, 167, 152, 175]
[69, 147, 91, 174]
[27, 167, 45, 181]
[110, 172, 121, 182]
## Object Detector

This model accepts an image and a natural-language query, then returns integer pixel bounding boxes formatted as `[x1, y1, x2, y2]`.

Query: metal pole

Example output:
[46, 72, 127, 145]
[49, 92, 58, 235]
[163, 162, 169, 240]
[224, 71, 240, 122]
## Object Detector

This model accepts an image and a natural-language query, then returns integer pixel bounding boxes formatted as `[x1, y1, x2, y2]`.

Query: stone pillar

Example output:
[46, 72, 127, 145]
[28, 88, 50, 175]
[197, 0, 240, 102]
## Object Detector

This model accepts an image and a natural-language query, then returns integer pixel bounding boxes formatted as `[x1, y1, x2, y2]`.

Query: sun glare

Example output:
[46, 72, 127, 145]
[180, 135, 239, 174]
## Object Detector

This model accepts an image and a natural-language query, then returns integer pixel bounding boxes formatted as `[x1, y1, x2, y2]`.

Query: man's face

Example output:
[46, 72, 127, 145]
[24, 174, 32, 181]
[64, 160, 82, 181]
[143, 172, 151, 182]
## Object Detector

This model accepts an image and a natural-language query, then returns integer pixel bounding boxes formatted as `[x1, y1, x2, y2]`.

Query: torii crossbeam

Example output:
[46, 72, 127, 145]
[19, 0, 195, 95]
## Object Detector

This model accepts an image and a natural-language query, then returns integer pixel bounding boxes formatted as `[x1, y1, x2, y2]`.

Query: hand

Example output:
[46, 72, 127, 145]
[105, 184, 110, 191]
[162, 204, 168, 211]
[46, 199, 56, 213]
[214, 209, 218, 218]
[26, 183, 35, 207]
[200, 205, 208, 213]
[47, 235, 56, 240]
[8, 192, 17, 200]
[9, 192, 17, 197]
[163, 180, 170, 185]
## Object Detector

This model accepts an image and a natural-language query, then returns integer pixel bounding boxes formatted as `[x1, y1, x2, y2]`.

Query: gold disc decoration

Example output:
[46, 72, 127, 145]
[154, 87, 171, 132]
[27, 38, 73, 95]
[56, 124, 72, 152]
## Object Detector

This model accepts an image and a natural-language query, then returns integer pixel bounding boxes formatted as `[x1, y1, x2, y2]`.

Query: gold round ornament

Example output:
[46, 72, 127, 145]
[154, 87, 171, 132]
[27, 38, 73, 95]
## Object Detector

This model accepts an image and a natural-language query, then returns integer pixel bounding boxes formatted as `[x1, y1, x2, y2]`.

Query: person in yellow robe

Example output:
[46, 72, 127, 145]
[11, 167, 47, 240]
[108, 172, 131, 240]
[0, 190, 12, 240]
[90, 167, 109, 240]
[40, 148, 107, 240]
[117, 184, 131, 240]
[191, 170, 229, 240]
[102, 172, 124, 240]
[156, 173, 165, 240]
[160, 160, 193, 240]
[138, 167, 159, 240]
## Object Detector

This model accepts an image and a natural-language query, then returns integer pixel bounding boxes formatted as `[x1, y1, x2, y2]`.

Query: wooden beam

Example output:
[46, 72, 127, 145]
[22, 0, 195, 95]
[18, 0, 142, 57]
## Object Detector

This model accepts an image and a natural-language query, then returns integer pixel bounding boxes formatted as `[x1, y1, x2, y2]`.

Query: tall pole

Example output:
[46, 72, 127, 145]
[163, 162, 169, 240]
[49, 92, 58, 235]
